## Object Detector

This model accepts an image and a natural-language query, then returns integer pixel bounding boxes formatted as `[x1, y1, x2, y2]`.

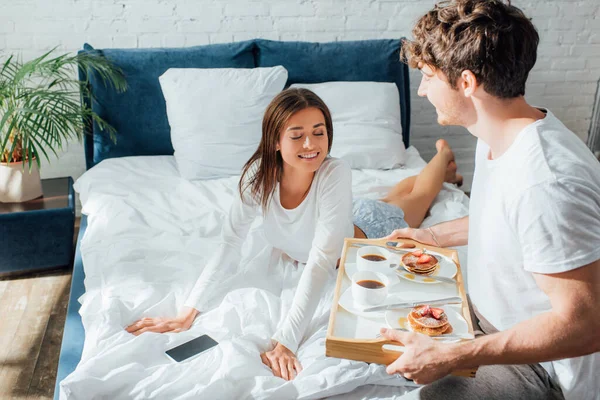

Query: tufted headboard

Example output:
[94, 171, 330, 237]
[79, 39, 411, 170]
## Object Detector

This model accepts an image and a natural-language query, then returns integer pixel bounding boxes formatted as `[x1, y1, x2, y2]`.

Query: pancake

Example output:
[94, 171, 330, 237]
[402, 250, 439, 275]
[404, 265, 438, 276]
[408, 316, 453, 335]
[407, 305, 453, 336]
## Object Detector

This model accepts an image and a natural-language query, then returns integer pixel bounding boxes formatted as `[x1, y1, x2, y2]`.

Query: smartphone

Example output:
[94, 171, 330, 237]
[165, 334, 219, 362]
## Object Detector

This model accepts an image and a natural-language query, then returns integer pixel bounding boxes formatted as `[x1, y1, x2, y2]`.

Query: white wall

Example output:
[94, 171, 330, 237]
[2, 0, 599, 194]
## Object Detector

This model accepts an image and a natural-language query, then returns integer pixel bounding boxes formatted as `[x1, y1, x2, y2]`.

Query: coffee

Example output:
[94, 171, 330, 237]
[356, 279, 385, 289]
[362, 254, 387, 262]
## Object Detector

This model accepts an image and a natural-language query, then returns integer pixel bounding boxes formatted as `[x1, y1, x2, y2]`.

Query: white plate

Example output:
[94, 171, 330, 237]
[345, 262, 400, 285]
[384, 306, 473, 340]
[396, 251, 457, 284]
[338, 286, 390, 320]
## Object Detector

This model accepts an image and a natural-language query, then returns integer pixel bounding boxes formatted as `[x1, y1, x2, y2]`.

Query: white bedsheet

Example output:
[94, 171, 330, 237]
[60, 147, 469, 400]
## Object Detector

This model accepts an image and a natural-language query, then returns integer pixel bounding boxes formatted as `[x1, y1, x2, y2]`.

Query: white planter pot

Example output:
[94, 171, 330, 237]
[0, 160, 43, 203]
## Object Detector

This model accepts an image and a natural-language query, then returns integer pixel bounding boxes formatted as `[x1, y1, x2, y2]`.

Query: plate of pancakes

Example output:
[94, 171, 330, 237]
[385, 305, 470, 339]
[397, 248, 457, 284]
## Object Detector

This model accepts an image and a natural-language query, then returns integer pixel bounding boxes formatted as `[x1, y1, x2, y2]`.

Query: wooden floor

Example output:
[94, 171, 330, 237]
[0, 221, 78, 400]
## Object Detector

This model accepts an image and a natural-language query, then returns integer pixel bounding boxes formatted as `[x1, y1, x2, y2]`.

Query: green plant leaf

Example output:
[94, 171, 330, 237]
[0, 48, 127, 166]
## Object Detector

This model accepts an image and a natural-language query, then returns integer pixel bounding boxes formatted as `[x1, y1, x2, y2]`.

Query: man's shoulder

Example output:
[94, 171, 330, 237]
[476, 110, 600, 207]
[534, 111, 599, 182]
[512, 110, 598, 187]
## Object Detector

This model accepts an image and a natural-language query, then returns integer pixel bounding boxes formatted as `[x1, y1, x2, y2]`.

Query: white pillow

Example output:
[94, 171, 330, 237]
[160, 66, 288, 180]
[290, 81, 406, 169]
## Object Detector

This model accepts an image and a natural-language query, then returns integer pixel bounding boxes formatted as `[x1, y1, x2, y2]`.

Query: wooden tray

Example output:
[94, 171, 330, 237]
[325, 237, 477, 378]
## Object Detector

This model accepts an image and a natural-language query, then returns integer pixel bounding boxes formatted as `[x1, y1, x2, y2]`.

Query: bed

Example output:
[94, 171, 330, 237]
[54, 39, 469, 400]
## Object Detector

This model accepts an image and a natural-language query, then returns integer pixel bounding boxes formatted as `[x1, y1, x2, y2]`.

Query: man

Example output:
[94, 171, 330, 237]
[383, 0, 600, 399]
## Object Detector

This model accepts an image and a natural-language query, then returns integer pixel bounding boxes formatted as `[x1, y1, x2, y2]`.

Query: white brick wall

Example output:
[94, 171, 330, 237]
[2, 0, 599, 198]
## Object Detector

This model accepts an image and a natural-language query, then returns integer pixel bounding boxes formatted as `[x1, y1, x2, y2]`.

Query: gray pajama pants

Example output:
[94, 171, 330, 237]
[399, 297, 564, 400]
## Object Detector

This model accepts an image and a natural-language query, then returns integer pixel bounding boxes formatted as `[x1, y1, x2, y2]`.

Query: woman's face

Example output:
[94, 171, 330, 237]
[277, 107, 329, 174]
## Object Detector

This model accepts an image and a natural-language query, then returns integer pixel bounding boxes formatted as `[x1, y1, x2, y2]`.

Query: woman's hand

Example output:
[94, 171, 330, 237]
[260, 342, 303, 381]
[385, 227, 439, 247]
[125, 306, 199, 336]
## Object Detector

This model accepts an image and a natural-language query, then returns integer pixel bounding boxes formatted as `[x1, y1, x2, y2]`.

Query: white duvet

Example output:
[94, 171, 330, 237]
[60, 147, 469, 400]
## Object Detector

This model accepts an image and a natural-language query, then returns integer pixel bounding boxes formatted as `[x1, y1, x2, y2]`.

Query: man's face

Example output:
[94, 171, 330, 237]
[417, 63, 469, 127]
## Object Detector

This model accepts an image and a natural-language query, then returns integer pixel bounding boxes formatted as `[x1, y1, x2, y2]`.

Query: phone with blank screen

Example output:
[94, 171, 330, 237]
[165, 334, 219, 362]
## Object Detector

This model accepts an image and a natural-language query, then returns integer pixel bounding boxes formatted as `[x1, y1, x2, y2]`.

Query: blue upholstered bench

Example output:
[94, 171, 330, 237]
[0, 177, 75, 275]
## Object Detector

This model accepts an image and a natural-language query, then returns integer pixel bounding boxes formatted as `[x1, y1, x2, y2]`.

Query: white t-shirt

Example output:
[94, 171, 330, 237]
[185, 157, 354, 353]
[468, 109, 600, 399]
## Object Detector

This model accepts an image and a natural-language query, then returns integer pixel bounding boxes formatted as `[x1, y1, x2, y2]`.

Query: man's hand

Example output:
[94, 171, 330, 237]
[125, 306, 199, 336]
[385, 227, 437, 246]
[386, 217, 469, 248]
[381, 328, 455, 385]
[260, 342, 303, 381]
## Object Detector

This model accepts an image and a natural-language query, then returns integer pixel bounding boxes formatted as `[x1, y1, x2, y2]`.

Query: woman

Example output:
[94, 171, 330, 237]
[128, 88, 354, 381]
[126, 88, 462, 380]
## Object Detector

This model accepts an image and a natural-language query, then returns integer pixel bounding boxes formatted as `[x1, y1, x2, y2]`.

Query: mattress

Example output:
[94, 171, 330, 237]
[58, 146, 469, 399]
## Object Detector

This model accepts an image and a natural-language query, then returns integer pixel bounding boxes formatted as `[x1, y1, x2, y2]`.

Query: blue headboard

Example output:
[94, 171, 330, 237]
[80, 39, 411, 170]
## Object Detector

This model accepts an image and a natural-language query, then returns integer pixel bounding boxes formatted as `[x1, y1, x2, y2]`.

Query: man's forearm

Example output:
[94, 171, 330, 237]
[430, 216, 469, 247]
[445, 310, 600, 370]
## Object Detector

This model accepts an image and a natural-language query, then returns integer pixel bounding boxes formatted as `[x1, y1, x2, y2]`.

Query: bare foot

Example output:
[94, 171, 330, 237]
[445, 161, 463, 186]
[436, 139, 463, 186]
[435, 138, 451, 154]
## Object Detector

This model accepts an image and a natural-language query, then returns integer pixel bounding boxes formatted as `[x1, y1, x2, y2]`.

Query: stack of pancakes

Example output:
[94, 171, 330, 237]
[407, 305, 453, 335]
[401, 250, 439, 275]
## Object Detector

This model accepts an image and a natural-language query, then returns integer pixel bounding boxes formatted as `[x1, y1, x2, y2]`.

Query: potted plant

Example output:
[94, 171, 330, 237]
[0, 49, 126, 202]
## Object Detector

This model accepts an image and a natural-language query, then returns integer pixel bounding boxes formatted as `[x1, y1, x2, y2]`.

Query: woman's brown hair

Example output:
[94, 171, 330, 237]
[238, 88, 334, 212]
[401, 0, 539, 99]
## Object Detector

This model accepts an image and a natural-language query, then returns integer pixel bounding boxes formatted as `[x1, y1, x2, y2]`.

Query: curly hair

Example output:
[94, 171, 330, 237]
[401, 0, 539, 98]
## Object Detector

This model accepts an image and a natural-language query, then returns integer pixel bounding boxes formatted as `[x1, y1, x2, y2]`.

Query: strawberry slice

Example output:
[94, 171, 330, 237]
[431, 307, 445, 320]
[412, 250, 424, 257]
[417, 254, 432, 264]
[417, 305, 431, 316]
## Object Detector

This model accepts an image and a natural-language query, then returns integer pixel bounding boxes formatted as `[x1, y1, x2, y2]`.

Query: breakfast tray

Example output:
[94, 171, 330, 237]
[325, 237, 478, 378]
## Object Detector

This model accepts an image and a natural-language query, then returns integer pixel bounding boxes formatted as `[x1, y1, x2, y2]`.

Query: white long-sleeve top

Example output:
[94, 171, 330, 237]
[184, 157, 354, 353]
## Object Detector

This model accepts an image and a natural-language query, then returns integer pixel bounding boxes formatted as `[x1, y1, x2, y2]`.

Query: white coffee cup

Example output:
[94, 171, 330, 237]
[351, 271, 390, 306]
[356, 246, 396, 274]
